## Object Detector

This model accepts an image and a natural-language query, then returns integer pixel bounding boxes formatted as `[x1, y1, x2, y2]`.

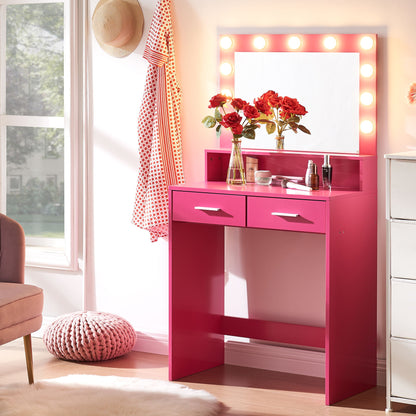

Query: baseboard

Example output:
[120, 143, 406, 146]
[225, 340, 325, 378]
[132, 332, 168, 356]
[225, 340, 387, 386]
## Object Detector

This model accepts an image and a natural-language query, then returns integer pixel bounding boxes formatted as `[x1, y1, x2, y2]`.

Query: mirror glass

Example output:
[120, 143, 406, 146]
[219, 34, 377, 155]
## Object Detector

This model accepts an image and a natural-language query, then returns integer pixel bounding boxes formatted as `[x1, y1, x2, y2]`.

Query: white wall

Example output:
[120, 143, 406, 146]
[32, 0, 416, 364]
[87, 0, 169, 337]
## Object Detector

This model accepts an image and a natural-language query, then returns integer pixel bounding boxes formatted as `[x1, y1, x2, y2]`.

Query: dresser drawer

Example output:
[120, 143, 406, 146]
[390, 159, 416, 220]
[172, 191, 246, 227]
[247, 197, 326, 233]
[391, 338, 416, 399]
[391, 279, 416, 339]
[391, 221, 416, 280]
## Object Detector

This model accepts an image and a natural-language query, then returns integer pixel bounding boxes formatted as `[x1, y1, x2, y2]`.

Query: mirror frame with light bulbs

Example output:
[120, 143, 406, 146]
[218, 34, 377, 155]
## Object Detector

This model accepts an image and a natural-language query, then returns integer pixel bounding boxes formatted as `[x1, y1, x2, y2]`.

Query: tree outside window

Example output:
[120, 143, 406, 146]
[5, 3, 65, 239]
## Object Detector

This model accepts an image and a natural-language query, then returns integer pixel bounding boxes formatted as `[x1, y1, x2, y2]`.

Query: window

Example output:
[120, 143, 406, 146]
[0, 0, 81, 269]
[7, 174, 21, 193]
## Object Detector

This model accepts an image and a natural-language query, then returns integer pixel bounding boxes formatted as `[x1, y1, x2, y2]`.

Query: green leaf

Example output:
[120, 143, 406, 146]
[202, 115, 217, 128]
[216, 124, 222, 137]
[243, 129, 256, 140]
[214, 108, 222, 122]
[298, 125, 311, 134]
[266, 122, 276, 135]
[289, 122, 298, 133]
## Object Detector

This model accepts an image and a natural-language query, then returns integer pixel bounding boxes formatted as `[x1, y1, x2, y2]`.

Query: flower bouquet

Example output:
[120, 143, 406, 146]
[255, 90, 311, 149]
[202, 94, 260, 184]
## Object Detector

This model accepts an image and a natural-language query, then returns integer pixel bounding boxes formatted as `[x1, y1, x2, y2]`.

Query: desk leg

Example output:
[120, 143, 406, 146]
[169, 221, 225, 380]
[326, 194, 377, 405]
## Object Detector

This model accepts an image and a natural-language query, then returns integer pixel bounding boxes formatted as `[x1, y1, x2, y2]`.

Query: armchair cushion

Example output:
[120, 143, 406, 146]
[0, 282, 43, 345]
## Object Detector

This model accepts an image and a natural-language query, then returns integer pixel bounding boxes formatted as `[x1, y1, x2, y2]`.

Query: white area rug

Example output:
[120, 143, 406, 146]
[0, 374, 222, 416]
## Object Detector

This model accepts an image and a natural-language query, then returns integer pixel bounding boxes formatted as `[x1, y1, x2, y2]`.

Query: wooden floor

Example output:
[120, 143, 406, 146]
[1, 337, 415, 415]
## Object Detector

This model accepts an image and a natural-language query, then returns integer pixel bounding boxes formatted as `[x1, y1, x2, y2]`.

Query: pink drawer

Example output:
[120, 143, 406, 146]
[172, 191, 246, 226]
[247, 196, 326, 233]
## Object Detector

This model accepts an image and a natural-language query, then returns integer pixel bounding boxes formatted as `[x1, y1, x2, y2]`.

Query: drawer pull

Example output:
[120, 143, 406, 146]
[194, 206, 220, 212]
[271, 212, 299, 218]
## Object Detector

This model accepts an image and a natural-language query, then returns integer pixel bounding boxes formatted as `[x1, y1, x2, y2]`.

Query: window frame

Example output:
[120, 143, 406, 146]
[0, 0, 82, 271]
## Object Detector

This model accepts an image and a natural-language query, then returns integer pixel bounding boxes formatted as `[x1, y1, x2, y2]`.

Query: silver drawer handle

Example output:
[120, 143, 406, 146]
[194, 206, 220, 212]
[271, 212, 299, 218]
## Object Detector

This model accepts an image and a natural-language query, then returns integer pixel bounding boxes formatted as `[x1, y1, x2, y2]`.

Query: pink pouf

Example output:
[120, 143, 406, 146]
[43, 311, 136, 361]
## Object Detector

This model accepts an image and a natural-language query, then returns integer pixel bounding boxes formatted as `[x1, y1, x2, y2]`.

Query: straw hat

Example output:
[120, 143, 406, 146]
[92, 0, 144, 58]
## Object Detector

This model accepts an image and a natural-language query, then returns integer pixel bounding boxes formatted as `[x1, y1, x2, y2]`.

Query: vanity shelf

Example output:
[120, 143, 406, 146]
[206, 148, 377, 192]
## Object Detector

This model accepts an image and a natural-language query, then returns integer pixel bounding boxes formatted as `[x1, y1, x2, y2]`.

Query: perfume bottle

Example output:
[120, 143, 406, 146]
[305, 160, 319, 190]
[322, 154, 332, 190]
[305, 160, 314, 187]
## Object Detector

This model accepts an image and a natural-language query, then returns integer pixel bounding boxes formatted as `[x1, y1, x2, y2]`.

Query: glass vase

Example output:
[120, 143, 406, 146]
[226, 138, 246, 185]
[276, 135, 284, 150]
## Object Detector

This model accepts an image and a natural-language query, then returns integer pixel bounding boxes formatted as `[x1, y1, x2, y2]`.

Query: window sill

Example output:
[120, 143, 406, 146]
[26, 245, 78, 271]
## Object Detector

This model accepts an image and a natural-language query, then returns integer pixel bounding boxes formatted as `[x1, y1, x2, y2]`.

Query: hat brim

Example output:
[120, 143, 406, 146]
[92, 0, 144, 58]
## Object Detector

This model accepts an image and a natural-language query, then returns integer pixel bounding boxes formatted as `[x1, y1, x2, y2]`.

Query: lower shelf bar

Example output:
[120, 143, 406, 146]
[221, 316, 325, 349]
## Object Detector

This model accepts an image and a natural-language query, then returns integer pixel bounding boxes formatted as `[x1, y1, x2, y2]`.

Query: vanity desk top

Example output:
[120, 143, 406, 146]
[170, 180, 364, 199]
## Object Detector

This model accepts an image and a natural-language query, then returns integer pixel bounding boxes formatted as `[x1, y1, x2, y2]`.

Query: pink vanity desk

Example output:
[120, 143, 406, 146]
[169, 149, 377, 405]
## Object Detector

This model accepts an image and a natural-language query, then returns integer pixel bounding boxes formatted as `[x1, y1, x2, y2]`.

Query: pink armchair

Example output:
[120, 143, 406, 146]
[0, 214, 43, 383]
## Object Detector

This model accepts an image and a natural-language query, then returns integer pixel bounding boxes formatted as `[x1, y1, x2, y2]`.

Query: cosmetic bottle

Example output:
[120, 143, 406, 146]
[305, 160, 319, 190]
[246, 157, 258, 183]
[305, 160, 314, 187]
[322, 154, 332, 190]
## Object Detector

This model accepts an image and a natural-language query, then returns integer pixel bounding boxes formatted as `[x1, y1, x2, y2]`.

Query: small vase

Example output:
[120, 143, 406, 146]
[276, 135, 284, 150]
[226, 138, 246, 185]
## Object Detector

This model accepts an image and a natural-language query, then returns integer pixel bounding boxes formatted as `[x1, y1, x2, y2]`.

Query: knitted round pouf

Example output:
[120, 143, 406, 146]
[43, 311, 136, 361]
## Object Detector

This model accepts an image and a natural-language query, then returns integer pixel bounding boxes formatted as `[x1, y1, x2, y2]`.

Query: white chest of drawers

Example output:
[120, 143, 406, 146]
[386, 151, 416, 411]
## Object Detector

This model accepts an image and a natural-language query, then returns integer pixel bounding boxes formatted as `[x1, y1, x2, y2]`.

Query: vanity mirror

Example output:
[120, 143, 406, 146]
[219, 34, 377, 155]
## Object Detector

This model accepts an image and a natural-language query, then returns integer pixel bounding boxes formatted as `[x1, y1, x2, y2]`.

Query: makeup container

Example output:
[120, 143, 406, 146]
[305, 160, 319, 190]
[255, 170, 272, 185]
[246, 157, 258, 183]
[322, 154, 332, 190]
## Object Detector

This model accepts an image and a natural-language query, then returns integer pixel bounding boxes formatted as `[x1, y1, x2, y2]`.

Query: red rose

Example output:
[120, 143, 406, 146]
[254, 97, 272, 115]
[269, 93, 282, 108]
[208, 94, 227, 108]
[243, 104, 260, 119]
[261, 90, 281, 107]
[293, 103, 307, 116]
[220, 112, 242, 129]
[231, 98, 248, 111]
[279, 109, 292, 120]
[280, 96, 307, 116]
[261, 90, 276, 101]
[231, 124, 243, 135]
[280, 96, 298, 110]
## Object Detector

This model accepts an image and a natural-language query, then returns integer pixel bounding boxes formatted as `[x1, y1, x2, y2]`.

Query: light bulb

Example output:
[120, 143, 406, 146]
[360, 120, 374, 134]
[221, 89, 233, 98]
[360, 64, 374, 78]
[360, 36, 374, 50]
[288, 36, 301, 50]
[220, 36, 233, 50]
[220, 62, 233, 76]
[253, 36, 266, 50]
[360, 92, 374, 106]
[324, 36, 337, 50]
